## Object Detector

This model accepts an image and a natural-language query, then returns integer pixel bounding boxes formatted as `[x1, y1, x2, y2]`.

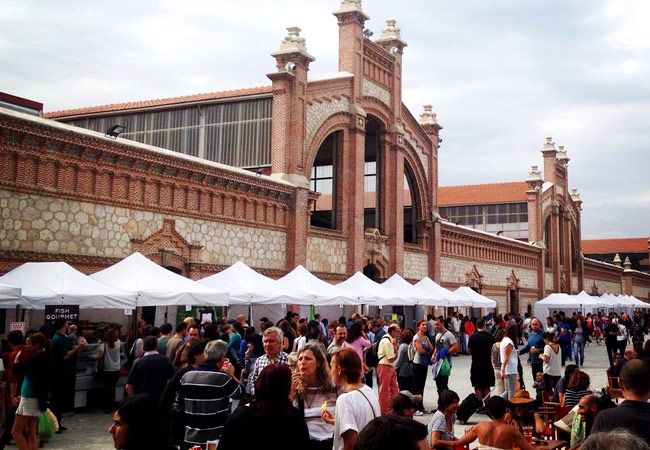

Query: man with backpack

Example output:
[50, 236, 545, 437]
[376, 324, 400, 415]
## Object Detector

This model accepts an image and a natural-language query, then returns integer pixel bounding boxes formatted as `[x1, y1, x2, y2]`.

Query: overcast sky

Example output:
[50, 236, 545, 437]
[2, 0, 648, 240]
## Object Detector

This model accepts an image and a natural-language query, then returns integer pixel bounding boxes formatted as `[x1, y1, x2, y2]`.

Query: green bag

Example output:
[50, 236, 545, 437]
[38, 412, 55, 442]
[439, 357, 451, 377]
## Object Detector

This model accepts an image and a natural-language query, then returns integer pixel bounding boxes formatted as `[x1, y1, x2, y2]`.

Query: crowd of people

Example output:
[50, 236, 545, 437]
[0, 308, 648, 450]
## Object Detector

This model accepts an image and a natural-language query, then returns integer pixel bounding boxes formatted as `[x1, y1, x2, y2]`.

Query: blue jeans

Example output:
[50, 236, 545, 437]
[573, 341, 585, 366]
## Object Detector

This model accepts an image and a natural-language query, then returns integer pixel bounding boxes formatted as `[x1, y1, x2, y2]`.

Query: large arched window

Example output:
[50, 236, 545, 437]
[364, 118, 383, 231]
[403, 166, 418, 244]
[310, 132, 340, 229]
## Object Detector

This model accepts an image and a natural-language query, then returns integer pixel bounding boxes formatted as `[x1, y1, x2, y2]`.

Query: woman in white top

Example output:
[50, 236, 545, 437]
[98, 328, 125, 412]
[499, 324, 520, 400]
[321, 348, 379, 450]
[541, 332, 562, 393]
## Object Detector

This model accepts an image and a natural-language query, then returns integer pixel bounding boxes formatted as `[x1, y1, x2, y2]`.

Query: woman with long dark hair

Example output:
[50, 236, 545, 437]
[12, 333, 50, 450]
[109, 394, 174, 450]
[411, 319, 434, 414]
[99, 328, 124, 413]
[218, 364, 310, 450]
[342, 320, 371, 367]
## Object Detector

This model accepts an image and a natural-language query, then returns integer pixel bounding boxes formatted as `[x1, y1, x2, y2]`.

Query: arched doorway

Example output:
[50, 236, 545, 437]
[363, 263, 380, 282]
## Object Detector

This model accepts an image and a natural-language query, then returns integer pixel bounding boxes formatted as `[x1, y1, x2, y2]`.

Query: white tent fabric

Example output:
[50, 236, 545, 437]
[382, 274, 444, 306]
[0, 262, 134, 309]
[454, 286, 497, 308]
[337, 272, 409, 306]
[199, 261, 313, 305]
[414, 277, 469, 307]
[534, 291, 606, 319]
[0, 282, 22, 308]
[91, 252, 228, 307]
[277, 265, 360, 306]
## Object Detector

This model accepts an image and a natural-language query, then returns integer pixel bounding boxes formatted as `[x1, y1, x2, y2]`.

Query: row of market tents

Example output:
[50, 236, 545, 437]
[0, 252, 645, 314]
[0, 252, 494, 310]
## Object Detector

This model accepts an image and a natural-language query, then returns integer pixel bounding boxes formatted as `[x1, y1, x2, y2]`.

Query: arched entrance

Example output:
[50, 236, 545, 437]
[363, 263, 381, 282]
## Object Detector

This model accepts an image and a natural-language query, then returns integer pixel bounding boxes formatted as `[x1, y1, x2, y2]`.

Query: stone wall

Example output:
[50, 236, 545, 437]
[0, 189, 287, 269]
[441, 256, 538, 289]
[545, 271, 553, 290]
[632, 285, 650, 300]
[584, 277, 621, 295]
[403, 250, 428, 280]
[306, 235, 347, 274]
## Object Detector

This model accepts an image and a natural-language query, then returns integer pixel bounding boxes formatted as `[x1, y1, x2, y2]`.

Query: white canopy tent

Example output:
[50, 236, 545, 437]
[278, 265, 360, 306]
[454, 286, 497, 309]
[198, 261, 312, 305]
[414, 277, 470, 307]
[0, 282, 22, 308]
[534, 291, 607, 319]
[278, 265, 361, 320]
[91, 252, 228, 307]
[337, 272, 409, 306]
[382, 274, 447, 306]
[0, 262, 134, 309]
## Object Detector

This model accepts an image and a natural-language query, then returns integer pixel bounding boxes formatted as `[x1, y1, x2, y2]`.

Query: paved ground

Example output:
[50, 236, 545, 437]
[14, 340, 612, 450]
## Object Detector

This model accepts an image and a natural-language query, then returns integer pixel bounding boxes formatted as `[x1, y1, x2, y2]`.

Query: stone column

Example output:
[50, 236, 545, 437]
[419, 106, 442, 280]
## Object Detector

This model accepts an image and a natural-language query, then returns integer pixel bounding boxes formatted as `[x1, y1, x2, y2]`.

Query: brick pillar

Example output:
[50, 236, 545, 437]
[375, 19, 407, 122]
[419, 106, 442, 280]
[334, 1, 368, 100]
[268, 27, 315, 188]
[541, 137, 558, 186]
[383, 133, 404, 275]
[549, 204, 561, 292]
[343, 117, 367, 273]
[286, 187, 310, 268]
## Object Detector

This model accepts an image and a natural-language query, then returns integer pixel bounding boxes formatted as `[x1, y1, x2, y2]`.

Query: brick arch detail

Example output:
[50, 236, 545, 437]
[402, 141, 431, 221]
[130, 218, 203, 272]
[305, 112, 351, 178]
[361, 101, 392, 131]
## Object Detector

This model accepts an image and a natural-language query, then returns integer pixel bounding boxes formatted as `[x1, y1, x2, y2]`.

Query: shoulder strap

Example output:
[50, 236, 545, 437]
[355, 388, 378, 419]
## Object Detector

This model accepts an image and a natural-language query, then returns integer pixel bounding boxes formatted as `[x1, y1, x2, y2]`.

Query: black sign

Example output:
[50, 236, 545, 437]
[44, 305, 80, 325]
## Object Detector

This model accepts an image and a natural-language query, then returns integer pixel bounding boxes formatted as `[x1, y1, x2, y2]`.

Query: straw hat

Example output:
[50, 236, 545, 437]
[508, 389, 535, 405]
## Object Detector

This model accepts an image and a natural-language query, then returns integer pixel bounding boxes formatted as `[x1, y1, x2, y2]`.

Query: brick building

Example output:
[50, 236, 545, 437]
[1, 0, 648, 329]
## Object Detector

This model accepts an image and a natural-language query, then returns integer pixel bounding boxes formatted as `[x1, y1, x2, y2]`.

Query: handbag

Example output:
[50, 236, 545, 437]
[95, 343, 106, 383]
[438, 357, 451, 377]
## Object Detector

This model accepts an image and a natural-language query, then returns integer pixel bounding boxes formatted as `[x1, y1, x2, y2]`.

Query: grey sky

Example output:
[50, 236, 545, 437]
[1, 0, 648, 239]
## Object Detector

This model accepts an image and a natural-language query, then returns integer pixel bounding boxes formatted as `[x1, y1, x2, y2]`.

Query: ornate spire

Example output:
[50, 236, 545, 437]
[613, 253, 622, 267]
[271, 27, 315, 61]
[543, 137, 556, 152]
[375, 18, 407, 53]
[418, 105, 437, 126]
[624, 257, 632, 270]
[526, 165, 544, 191]
[338, 0, 363, 12]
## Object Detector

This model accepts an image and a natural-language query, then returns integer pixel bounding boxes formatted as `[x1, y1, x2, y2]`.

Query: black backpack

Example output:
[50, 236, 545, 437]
[365, 335, 391, 368]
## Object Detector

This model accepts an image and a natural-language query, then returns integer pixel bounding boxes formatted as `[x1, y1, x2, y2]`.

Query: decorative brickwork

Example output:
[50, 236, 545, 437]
[306, 96, 350, 151]
[441, 256, 538, 290]
[362, 78, 391, 106]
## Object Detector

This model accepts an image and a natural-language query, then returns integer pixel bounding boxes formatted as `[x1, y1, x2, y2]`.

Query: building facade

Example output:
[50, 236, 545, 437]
[1, 1, 648, 329]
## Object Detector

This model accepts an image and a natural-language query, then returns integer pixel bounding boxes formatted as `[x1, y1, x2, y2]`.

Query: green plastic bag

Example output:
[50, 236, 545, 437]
[38, 412, 55, 442]
[439, 357, 451, 377]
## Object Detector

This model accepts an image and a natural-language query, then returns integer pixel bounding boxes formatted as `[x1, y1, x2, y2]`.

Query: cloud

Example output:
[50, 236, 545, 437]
[1, 0, 648, 238]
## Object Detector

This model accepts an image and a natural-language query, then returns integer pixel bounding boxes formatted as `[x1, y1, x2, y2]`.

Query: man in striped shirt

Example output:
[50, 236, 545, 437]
[180, 339, 242, 449]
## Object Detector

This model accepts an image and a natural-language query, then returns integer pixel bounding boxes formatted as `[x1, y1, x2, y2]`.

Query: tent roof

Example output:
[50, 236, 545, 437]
[0, 262, 133, 309]
[337, 272, 409, 306]
[0, 282, 22, 307]
[382, 274, 448, 306]
[414, 277, 468, 306]
[277, 265, 360, 306]
[199, 261, 313, 305]
[91, 252, 227, 307]
[454, 286, 497, 308]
